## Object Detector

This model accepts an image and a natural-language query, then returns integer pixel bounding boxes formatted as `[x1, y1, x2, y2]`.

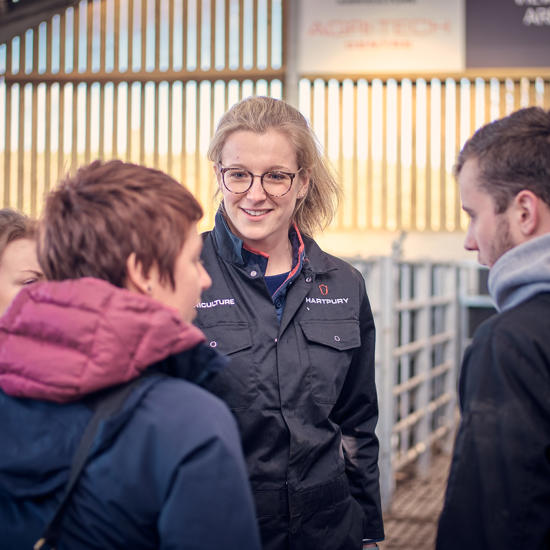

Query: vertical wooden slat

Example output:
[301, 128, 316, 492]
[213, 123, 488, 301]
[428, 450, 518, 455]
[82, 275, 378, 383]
[140, 83, 145, 164]
[129, 0, 135, 71]
[71, 4, 81, 74]
[85, 83, 92, 163]
[323, 81, 328, 166]
[60, 5, 67, 73]
[454, 80, 461, 230]
[58, 84, 65, 182]
[210, 79, 216, 139]
[71, 5, 77, 73]
[337, 82, 344, 229]
[167, 83, 173, 173]
[20, 28, 26, 75]
[252, 0, 257, 69]
[86, 1, 93, 73]
[529, 78, 536, 106]
[225, 76, 230, 111]
[98, 84, 104, 159]
[381, 82, 387, 230]
[238, 0, 244, 69]
[197, 0, 203, 70]
[484, 78, 491, 124]
[498, 78, 506, 117]
[31, 83, 38, 215]
[126, 82, 133, 161]
[4, 84, 12, 206]
[209, 80, 216, 209]
[46, 19, 53, 74]
[410, 81, 417, 231]
[281, 0, 286, 76]
[180, 82, 187, 186]
[17, 85, 25, 210]
[141, 0, 147, 71]
[224, 0, 230, 69]
[352, 80, 358, 229]
[154, 82, 159, 166]
[168, 0, 174, 70]
[33, 25, 39, 75]
[44, 84, 51, 194]
[101, 0, 107, 72]
[469, 78, 476, 138]
[425, 81, 432, 231]
[366, 80, 373, 230]
[71, 84, 78, 171]
[210, 0, 215, 71]
[266, 0, 272, 69]
[396, 81, 402, 230]
[194, 83, 200, 192]
[183, 0, 188, 70]
[155, 0, 161, 71]
[114, 0, 120, 72]
[4, 40, 12, 206]
[113, 83, 119, 158]
[513, 78, 520, 112]
[439, 81, 448, 230]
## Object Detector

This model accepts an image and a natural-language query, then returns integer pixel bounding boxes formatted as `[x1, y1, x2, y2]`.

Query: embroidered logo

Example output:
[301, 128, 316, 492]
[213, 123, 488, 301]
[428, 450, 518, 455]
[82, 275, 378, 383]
[305, 297, 349, 305]
[319, 284, 328, 295]
[195, 298, 236, 309]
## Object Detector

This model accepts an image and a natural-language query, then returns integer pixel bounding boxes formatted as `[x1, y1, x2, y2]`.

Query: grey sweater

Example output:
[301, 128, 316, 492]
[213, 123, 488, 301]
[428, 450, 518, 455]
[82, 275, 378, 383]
[488, 232, 550, 312]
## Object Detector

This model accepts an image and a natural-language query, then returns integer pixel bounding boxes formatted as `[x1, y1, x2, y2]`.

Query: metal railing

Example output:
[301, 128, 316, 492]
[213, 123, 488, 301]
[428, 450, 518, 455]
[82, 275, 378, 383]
[349, 254, 493, 508]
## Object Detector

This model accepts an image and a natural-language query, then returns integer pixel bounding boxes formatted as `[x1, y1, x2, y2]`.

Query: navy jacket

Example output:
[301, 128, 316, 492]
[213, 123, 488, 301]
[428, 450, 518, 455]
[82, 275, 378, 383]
[195, 213, 384, 549]
[0, 278, 261, 550]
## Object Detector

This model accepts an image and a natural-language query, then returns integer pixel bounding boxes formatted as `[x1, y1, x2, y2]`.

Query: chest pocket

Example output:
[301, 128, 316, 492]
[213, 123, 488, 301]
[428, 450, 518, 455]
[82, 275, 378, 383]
[300, 319, 361, 405]
[200, 322, 257, 410]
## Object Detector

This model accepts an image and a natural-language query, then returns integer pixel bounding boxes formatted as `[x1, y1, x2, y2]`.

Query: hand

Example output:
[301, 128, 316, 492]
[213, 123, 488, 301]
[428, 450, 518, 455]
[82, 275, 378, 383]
[363, 544, 378, 549]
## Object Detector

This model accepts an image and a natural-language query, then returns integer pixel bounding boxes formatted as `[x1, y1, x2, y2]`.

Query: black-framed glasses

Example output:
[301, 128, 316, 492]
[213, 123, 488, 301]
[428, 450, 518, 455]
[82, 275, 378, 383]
[219, 165, 301, 197]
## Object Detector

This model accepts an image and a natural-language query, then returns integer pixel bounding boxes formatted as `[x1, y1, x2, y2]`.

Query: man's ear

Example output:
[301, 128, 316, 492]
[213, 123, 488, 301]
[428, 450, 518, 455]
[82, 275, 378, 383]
[513, 190, 539, 237]
[125, 253, 152, 294]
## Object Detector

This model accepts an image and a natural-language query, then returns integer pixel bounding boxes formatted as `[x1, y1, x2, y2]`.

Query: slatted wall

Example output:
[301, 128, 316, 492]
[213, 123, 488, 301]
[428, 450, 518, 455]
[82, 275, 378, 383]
[0, 0, 285, 228]
[1, 0, 550, 233]
[298, 76, 550, 233]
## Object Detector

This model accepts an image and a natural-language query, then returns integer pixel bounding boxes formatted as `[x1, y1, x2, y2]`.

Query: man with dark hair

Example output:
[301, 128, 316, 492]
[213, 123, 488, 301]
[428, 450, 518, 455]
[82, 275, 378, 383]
[436, 107, 550, 549]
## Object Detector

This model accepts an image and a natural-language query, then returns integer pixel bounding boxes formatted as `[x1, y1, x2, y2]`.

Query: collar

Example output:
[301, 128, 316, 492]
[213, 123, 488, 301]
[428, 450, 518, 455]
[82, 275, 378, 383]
[211, 208, 339, 278]
[212, 209, 307, 277]
[488, 232, 550, 312]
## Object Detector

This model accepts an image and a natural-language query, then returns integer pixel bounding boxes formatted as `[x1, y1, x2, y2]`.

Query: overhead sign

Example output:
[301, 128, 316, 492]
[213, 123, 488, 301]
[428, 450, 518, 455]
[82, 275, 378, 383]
[466, 0, 550, 67]
[296, 0, 465, 75]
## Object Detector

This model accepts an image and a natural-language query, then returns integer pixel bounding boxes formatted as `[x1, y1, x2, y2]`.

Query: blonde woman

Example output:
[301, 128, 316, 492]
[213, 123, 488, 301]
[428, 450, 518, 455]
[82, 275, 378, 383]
[195, 97, 384, 550]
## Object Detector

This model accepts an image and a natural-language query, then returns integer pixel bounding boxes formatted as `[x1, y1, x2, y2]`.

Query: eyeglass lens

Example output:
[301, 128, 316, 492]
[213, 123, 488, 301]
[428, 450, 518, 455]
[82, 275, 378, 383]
[224, 169, 294, 197]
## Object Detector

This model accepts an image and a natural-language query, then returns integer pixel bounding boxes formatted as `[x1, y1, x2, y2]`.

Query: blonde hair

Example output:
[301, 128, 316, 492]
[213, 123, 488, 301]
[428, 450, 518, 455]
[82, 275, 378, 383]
[207, 96, 341, 237]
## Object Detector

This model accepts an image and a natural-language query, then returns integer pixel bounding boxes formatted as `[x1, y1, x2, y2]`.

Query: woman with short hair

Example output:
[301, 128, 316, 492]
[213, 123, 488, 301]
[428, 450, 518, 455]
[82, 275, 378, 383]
[0, 160, 261, 550]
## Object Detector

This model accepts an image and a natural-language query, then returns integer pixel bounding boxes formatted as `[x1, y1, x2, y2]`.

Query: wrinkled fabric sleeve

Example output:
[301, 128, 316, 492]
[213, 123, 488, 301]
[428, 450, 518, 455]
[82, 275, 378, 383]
[436, 318, 550, 550]
[158, 415, 262, 550]
[330, 275, 384, 542]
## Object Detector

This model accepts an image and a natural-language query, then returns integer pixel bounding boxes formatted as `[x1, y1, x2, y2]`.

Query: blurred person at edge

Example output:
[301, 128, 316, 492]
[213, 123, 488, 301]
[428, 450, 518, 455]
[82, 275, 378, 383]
[0, 208, 43, 315]
[194, 96, 384, 550]
[436, 107, 550, 550]
[0, 160, 261, 550]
